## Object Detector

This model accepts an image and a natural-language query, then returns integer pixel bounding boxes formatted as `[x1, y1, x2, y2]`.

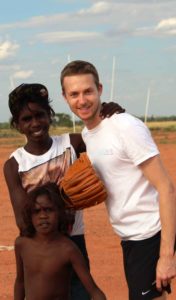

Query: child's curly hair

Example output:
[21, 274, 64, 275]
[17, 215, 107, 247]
[8, 83, 55, 128]
[22, 182, 73, 237]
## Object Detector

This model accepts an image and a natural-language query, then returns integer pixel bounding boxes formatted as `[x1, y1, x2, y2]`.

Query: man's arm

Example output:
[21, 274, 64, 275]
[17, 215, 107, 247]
[14, 237, 25, 300]
[3, 157, 27, 231]
[69, 243, 106, 300]
[140, 155, 176, 290]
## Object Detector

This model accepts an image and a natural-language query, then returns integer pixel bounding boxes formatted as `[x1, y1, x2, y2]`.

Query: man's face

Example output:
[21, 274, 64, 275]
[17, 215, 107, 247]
[63, 73, 103, 129]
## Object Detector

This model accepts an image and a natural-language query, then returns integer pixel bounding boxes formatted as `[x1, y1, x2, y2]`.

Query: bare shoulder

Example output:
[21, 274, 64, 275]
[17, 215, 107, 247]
[63, 236, 84, 260]
[69, 133, 86, 157]
[3, 156, 18, 175]
[58, 235, 80, 253]
[14, 235, 24, 250]
[3, 157, 20, 190]
[15, 236, 36, 257]
[59, 236, 88, 267]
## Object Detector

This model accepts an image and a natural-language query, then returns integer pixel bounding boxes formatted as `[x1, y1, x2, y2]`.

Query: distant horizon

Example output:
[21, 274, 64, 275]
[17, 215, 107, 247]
[1, 112, 176, 125]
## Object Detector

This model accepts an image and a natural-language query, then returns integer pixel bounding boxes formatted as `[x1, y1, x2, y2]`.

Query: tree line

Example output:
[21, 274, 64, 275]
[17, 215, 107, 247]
[0, 113, 83, 129]
[0, 113, 176, 129]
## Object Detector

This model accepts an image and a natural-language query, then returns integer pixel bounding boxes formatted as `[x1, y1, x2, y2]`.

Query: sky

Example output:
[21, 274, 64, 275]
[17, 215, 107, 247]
[0, 0, 176, 122]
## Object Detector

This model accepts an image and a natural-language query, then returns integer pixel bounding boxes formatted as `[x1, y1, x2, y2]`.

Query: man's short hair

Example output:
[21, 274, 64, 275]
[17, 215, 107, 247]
[60, 60, 100, 93]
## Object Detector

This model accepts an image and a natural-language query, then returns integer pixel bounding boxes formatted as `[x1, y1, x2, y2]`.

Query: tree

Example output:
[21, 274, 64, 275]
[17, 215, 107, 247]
[53, 113, 73, 127]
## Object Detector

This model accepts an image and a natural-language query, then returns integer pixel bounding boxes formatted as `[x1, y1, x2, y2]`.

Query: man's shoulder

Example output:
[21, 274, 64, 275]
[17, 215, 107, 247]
[109, 112, 146, 130]
[110, 112, 136, 123]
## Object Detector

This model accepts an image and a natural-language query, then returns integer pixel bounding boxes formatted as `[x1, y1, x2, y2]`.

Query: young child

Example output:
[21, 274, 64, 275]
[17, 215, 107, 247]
[14, 182, 107, 300]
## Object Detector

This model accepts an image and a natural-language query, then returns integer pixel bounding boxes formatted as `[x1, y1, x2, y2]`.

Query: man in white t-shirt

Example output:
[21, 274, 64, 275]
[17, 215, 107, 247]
[60, 60, 176, 300]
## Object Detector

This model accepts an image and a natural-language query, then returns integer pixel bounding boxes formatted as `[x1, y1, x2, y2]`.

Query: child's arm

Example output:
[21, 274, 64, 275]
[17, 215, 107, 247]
[69, 242, 107, 300]
[14, 237, 25, 300]
[3, 157, 27, 231]
[69, 133, 86, 157]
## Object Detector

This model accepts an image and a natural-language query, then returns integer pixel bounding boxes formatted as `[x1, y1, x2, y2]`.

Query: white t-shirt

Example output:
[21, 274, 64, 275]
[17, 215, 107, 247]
[82, 113, 161, 240]
[10, 134, 84, 236]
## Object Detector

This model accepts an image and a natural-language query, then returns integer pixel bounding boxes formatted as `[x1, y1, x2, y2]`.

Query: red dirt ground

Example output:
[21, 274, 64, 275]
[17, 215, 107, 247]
[0, 132, 176, 300]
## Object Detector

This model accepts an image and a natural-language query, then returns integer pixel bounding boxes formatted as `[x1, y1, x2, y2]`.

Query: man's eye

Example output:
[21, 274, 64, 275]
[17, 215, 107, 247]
[70, 93, 78, 98]
[85, 89, 93, 95]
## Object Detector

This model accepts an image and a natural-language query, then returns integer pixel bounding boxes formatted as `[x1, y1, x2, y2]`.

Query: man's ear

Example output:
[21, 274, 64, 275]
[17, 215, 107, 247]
[98, 83, 103, 96]
[62, 91, 68, 103]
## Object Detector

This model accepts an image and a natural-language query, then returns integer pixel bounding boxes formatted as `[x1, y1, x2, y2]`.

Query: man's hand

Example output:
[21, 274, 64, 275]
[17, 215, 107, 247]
[156, 255, 176, 290]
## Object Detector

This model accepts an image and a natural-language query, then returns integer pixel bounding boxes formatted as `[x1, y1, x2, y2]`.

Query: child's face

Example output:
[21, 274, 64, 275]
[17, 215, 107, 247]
[31, 194, 59, 234]
[16, 102, 50, 143]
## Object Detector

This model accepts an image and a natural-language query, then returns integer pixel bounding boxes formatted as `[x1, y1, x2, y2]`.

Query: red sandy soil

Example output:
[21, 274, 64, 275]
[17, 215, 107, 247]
[0, 132, 176, 300]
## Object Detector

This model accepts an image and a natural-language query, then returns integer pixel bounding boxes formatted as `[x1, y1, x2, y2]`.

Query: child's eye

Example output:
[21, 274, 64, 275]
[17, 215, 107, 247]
[36, 112, 47, 119]
[45, 207, 54, 213]
[32, 208, 40, 214]
[22, 116, 32, 122]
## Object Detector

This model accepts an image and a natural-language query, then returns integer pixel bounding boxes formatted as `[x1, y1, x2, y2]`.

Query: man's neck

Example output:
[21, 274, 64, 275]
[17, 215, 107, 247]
[85, 113, 102, 130]
[82, 102, 102, 129]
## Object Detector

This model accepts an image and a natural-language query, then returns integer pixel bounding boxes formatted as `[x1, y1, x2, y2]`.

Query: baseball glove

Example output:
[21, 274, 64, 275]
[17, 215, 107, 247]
[60, 152, 107, 210]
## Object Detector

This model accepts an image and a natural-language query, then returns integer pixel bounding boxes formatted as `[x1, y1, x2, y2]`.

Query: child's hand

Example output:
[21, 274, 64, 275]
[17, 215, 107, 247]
[91, 289, 107, 300]
[100, 101, 125, 119]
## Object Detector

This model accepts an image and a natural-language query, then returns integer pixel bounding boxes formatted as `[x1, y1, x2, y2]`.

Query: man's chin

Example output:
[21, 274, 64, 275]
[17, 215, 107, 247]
[79, 115, 91, 123]
[75, 112, 91, 121]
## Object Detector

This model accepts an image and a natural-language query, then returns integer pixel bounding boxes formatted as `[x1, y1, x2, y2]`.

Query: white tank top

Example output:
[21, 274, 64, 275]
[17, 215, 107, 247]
[11, 134, 84, 236]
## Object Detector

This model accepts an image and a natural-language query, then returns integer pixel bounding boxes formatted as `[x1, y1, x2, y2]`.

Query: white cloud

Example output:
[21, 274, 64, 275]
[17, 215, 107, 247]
[156, 18, 176, 30]
[0, 13, 68, 30]
[0, 2, 175, 41]
[130, 17, 176, 37]
[36, 31, 102, 43]
[13, 70, 34, 79]
[0, 40, 19, 60]
[155, 18, 176, 35]
[78, 1, 111, 15]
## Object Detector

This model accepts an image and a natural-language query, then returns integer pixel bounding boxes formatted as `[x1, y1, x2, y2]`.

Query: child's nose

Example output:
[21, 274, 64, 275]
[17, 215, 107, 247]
[39, 209, 47, 218]
[32, 118, 40, 126]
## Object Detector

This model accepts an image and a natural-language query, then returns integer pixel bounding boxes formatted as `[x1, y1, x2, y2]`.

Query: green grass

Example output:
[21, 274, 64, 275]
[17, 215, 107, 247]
[147, 121, 176, 131]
